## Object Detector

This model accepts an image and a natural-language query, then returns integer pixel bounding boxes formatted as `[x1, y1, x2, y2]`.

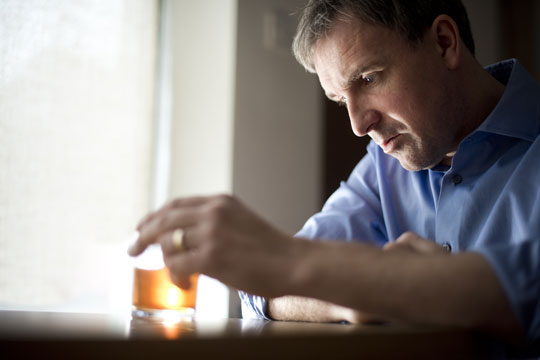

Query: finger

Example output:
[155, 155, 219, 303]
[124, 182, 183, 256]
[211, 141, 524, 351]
[401, 235, 446, 254]
[129, 207, 198, 256]
[136, 196, 208, 231]
[136, 196, 209, 231]
[382, 240, 413, 252]
[159, 228, 193, 255]
[169, 272, 193, 290]
[384, 232, 447, 255]
[164, 252, 201, 289]
[383, 232, 417, 252]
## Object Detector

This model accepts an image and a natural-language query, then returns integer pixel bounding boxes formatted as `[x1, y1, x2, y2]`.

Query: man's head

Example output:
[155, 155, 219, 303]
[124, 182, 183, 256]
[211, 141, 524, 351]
[293, 0, 475, 74]
[293, 0, 485, 171]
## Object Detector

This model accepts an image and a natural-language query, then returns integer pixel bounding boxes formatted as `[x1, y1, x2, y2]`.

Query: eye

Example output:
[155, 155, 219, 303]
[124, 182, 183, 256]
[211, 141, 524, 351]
[362, 74, 376, 85]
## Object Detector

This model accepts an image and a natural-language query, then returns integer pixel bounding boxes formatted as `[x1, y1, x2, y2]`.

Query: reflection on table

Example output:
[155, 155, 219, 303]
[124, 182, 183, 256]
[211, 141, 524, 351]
[0, 310, 521, 359]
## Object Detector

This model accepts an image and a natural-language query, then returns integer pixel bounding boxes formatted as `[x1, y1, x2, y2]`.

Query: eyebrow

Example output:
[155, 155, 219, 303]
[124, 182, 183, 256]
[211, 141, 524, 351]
[324, 61, 384, 101]
[324, 59, 385, 101]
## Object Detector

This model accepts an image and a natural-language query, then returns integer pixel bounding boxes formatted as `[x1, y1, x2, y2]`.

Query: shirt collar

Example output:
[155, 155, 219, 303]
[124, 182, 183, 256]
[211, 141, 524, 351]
[476, 59, 540, 142]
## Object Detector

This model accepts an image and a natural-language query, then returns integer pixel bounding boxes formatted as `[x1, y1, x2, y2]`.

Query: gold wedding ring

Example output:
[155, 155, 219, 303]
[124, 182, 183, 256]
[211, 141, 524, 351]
[172, 228, 185, 251]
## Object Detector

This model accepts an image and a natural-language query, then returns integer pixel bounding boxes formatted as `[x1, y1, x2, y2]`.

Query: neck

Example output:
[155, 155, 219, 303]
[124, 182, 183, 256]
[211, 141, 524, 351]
[464, 60, 506, 134]
[440, 58, 505, 167]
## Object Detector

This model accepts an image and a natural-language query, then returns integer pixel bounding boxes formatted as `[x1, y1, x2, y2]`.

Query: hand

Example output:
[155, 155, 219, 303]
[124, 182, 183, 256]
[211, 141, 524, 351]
[383, 231, 450, 255]
[129, 194, 295, 297]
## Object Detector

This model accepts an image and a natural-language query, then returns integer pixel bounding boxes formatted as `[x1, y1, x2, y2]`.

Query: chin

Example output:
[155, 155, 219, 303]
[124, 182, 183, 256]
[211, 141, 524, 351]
[396, 154, 440, 172]
[399, 161, 424, 172]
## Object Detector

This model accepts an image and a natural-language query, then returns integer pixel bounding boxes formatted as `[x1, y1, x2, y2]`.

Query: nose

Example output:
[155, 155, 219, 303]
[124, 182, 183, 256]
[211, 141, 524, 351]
[347, 100, 380, 137]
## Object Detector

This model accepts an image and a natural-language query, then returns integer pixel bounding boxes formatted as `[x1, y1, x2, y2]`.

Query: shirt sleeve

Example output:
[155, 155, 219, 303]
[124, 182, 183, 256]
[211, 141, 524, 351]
[473, 237, 540, 342]
[239, 142, 387, 319]
[239, 291, 271, 320]
[296, 141, 387, 245]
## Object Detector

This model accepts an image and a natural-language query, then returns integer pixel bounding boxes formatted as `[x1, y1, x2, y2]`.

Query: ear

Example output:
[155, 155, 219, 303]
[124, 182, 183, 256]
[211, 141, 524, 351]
[429, 15, 460, 69]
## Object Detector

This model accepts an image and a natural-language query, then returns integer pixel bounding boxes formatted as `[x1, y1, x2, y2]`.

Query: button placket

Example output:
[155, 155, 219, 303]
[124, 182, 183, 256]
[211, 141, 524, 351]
[435, 171, 464, 254]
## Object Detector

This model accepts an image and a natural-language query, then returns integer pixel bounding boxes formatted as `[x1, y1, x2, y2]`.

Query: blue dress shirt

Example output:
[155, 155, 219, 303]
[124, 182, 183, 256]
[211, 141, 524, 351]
[240, 59, 540, 343]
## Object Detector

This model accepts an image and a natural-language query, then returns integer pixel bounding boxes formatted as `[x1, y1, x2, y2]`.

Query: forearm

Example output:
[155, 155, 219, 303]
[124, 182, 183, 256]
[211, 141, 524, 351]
[284, 239, 521, 336]
[269, 296, 383, 324]
[268, 296, 359, 323]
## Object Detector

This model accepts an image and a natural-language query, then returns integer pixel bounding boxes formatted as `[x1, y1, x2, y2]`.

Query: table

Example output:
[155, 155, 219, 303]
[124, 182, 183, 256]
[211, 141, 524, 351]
[0, 310, 506, 359]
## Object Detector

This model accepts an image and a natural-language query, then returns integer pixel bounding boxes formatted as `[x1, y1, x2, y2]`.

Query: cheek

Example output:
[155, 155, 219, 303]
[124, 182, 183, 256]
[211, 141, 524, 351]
[383, 71, 426, 115]
[382, 92, 422, 128]
[396, 57, 446, 111]
[393, 82, 446, 134]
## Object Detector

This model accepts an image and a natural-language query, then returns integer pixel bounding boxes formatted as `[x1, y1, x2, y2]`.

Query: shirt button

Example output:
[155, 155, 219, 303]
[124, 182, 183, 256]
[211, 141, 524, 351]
[442, 242, 452, 252]
[451, 174, 463, 185]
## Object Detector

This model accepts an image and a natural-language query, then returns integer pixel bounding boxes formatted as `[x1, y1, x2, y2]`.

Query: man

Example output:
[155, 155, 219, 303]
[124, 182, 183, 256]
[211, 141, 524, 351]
[129, 0, 539, 348]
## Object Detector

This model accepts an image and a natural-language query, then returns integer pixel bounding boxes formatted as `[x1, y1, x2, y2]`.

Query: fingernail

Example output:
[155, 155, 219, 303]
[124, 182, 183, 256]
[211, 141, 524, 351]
[127, 244, 138, 256]
[126, 231, 140, 256]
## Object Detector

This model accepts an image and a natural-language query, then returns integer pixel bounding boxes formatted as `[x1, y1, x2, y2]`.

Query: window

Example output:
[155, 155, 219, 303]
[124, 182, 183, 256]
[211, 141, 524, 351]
[0, 0, 322, 318]
[0, 0, 157, 312]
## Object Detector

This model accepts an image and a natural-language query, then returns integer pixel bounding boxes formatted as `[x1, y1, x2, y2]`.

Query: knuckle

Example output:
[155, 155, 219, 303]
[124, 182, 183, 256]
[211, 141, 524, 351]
[158, 211, 180, 230]
[396, 231, 414, 242]
[201, 221, 222, 240]
[215, 193, 233, 203]
[206, 202, 227, 223]
[212, 194, 236, 210]
[156, 215, 169, 228]
[170, 198, 183, 208]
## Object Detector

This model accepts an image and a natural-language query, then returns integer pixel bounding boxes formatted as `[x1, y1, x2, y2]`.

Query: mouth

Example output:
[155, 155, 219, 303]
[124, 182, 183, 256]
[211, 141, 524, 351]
[381, 135, 400, 153]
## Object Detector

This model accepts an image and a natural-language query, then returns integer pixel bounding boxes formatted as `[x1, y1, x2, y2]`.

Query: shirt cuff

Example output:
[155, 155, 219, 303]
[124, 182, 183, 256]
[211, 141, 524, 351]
[238, 291, 271, 320]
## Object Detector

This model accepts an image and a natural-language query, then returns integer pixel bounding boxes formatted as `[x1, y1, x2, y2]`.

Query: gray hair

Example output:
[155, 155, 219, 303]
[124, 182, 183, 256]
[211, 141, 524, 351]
[292, 0, 475, 73]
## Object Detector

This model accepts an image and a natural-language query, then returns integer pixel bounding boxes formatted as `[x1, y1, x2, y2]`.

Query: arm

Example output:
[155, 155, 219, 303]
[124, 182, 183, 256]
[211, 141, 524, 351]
[266, 232, 449, 324]
[267, 233, 443, 323]
[269, 296, 352, 323]
[268, 296, 381, 324]
[129, 195, 521, 339]
[284, 233, 520, 336]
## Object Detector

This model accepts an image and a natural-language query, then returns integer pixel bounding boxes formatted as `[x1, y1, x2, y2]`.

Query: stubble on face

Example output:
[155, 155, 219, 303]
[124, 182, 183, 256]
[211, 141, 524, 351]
[313, 19, 464, 172]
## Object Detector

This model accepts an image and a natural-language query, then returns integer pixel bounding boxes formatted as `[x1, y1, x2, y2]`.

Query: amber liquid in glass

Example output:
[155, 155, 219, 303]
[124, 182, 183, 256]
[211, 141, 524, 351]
[132, 267, 198, 316]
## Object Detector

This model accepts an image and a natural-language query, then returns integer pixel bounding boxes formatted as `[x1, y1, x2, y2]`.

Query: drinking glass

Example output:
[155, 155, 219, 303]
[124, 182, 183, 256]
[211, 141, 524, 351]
[131, 244, 198, 322]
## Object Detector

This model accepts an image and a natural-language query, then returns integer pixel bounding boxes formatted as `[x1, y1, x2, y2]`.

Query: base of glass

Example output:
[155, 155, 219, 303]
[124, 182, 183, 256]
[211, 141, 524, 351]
[131, 306, 195, 323]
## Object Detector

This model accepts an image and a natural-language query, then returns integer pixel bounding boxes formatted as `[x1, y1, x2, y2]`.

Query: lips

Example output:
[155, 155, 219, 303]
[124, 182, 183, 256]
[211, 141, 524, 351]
[381, 134, 399, 153]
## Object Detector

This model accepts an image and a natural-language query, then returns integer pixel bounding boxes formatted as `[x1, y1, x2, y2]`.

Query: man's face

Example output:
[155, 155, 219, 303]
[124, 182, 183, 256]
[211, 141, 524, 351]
[313, 18, 462, 171]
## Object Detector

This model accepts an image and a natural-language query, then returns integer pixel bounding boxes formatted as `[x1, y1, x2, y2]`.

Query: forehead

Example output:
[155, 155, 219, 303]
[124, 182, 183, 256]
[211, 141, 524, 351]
[313, 18, 407, 89]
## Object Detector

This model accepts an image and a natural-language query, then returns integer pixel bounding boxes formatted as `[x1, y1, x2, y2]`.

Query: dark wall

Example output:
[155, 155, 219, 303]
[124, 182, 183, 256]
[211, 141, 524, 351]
[499, 0, 539, 81]
[322, 101, 370, 201]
